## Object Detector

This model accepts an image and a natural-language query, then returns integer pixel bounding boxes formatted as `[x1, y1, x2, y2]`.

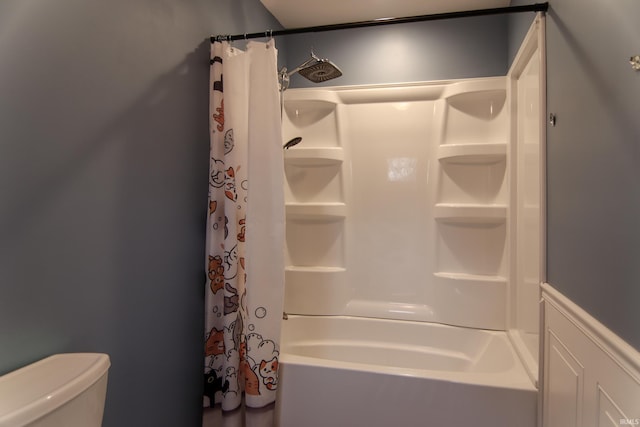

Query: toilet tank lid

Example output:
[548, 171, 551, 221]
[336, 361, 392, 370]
[0, 353, 110, 426]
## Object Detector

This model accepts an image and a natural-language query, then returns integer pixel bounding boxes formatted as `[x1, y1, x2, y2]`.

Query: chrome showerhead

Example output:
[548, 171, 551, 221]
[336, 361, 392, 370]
[297, 58, 343, 83]
[279, 52, 343, 91]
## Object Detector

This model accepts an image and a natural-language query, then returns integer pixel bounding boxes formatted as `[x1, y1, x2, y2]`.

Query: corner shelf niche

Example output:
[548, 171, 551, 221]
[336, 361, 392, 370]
[440, 78, 507, 148]
[284, 266, 348, 315]
[432, 271, 507, 329]
[283, 92, 339, 139]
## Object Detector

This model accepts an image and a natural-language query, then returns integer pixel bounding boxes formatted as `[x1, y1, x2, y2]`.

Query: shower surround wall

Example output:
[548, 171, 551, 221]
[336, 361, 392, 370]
[283, 77, 509, 330]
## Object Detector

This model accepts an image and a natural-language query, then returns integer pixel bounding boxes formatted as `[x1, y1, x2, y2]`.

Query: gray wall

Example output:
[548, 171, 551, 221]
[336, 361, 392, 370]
[0, 0, 280, 425]
[509, 0, 640, 350]
[284, 15, 509, 88]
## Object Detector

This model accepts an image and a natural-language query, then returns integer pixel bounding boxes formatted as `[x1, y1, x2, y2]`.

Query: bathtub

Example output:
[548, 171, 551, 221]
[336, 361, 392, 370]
[275, 315, 537, 427]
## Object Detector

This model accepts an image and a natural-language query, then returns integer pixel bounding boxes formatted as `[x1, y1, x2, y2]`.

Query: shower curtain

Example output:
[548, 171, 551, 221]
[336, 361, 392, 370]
[204, 39, 285, 414]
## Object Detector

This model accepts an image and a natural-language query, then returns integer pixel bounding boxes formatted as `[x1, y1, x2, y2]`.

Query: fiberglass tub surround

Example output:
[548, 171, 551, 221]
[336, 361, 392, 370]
[282, 77, 510, 330]
[275, 15, 546, 425]
[277, 75, 540, 427]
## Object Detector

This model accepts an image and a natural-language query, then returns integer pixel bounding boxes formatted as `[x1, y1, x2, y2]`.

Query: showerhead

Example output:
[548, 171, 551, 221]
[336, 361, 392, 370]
[297, 58, 343, 83]
[279, 52, 343, 90]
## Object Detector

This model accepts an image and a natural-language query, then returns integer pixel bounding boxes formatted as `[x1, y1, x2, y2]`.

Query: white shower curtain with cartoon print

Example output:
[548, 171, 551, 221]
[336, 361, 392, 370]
[204, 39, 285, 413]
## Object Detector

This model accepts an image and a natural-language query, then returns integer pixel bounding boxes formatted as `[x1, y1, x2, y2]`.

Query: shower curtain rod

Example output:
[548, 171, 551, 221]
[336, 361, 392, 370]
[210, 2, 548, 43]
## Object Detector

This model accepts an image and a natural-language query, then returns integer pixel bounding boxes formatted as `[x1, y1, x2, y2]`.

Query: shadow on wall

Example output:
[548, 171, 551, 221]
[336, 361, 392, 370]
[0, 41, 211, 426]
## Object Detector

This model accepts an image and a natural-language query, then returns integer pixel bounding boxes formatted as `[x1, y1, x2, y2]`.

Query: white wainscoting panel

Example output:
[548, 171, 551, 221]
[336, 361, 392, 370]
[542, 283, 640, 427]
[545, 330, 583, 427]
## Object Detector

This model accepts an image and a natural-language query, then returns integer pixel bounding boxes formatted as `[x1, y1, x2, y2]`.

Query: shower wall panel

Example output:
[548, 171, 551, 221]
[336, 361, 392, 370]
[347, 101, 435, 308]
[283, 77, 509, 330]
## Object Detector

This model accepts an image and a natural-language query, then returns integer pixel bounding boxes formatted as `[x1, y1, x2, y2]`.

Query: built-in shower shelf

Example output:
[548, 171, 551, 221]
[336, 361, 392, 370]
[442, 78, 507, 99]
[434, 203, 506, 224]
[284, 96, 338, 128]
[283, 90, 340, 105]
[286, 266, 346, 273]
[434, 271, 507, 284]
[286, 203, 346, 220]
[284, 147, 344, 167]
[437, 143, 506, 164]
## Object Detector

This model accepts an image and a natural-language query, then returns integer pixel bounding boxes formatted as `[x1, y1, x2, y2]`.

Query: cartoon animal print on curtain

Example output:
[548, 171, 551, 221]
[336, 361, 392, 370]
[204, 39, 285, 414]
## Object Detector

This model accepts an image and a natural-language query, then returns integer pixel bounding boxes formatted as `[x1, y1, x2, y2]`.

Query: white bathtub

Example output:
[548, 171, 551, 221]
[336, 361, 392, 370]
[275, 315, 537, 427]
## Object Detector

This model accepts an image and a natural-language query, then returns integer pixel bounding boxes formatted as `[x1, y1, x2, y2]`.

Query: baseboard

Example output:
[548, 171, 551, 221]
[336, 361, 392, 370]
[541, 283, 640, 427]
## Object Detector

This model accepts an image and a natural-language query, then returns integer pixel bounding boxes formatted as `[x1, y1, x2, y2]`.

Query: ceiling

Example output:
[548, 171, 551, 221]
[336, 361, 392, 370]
[259, 0, 511, 29]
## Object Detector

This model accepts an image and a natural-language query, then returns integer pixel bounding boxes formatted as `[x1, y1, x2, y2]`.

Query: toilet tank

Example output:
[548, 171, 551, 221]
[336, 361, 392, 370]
[0, 353, 110, 427]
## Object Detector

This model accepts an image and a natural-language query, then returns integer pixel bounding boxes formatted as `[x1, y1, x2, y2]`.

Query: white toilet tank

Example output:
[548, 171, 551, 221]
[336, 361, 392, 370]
[0, 353, 110, 427]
